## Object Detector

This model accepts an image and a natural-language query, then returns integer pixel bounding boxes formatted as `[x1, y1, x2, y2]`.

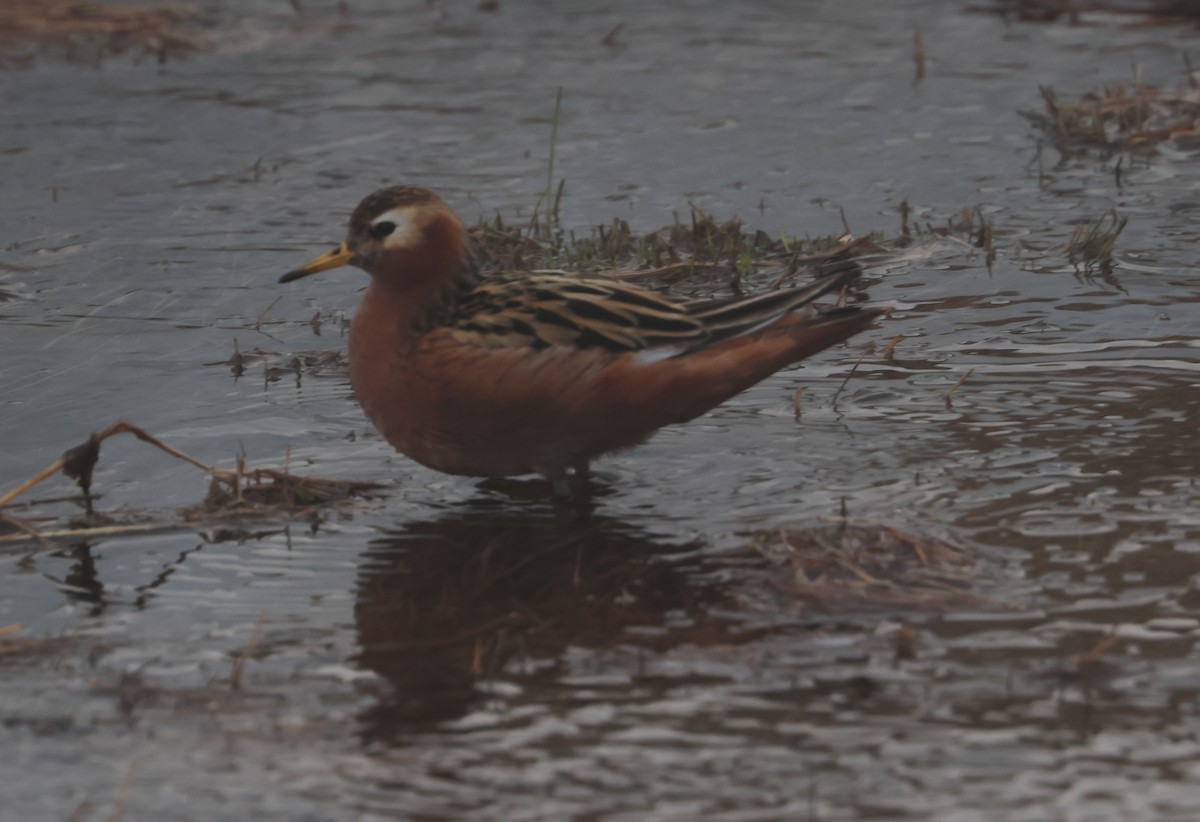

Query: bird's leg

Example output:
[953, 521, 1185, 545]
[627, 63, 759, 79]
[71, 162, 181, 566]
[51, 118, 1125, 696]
[546, 468, 573, 500]
[566, 460, 595, 503]
[570, 459, 591, 483]
[541, 461, 593, 504]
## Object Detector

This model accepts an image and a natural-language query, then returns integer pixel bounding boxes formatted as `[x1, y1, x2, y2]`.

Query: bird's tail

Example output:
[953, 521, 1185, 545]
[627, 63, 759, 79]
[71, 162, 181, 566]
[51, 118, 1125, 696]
[681, 259, 864, 345]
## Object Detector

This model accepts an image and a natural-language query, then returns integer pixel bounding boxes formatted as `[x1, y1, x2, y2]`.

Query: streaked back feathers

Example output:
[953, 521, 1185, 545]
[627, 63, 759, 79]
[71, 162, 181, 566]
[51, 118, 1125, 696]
[433, 261, 863, 356]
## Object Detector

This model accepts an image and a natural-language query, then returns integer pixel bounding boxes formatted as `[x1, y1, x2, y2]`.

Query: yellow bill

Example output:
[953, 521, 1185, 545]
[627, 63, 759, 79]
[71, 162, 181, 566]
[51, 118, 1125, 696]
[280, 242, 356, 283]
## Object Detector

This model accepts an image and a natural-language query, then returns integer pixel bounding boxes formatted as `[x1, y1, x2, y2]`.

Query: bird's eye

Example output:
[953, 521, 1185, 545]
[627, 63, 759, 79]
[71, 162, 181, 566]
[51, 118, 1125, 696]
[370, 221, 397, 240]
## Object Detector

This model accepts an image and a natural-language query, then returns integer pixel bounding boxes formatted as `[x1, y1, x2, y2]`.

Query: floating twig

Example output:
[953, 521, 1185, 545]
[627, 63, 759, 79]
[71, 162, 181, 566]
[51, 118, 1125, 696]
[879, 335, 902, 362]
[601, 23, 624, 48]
[944, 367, 975, 409]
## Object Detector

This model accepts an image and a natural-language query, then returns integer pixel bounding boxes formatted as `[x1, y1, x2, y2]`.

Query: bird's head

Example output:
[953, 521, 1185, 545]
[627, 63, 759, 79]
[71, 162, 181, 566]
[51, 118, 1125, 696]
[281, 185, 467, 287]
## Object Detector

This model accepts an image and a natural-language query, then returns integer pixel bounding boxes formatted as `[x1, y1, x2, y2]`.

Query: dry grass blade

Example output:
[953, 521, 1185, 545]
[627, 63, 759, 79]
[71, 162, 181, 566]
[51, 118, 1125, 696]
[945, 367, 975, 409]
[600, 260, 723, 282]
[1079, 633, 1121, 664]
[0, 522, 173, 546]
[65, 800, 94, 822]
[0, 420, 215, 513]
[831, 351, 867, 410]
[230, 611, 266, 691]
[104, 759, 140, 822]
[912, 24, 926, 83]
[0, 623, 73, 658]
[0, 510, 53, 545]
[1043, 631, 1124, 692]
[0, 461, 66, 512]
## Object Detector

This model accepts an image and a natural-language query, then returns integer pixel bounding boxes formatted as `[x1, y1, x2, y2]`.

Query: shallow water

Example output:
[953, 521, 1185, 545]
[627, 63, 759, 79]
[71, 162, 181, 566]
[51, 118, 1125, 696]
[3, 1, 1200, 819]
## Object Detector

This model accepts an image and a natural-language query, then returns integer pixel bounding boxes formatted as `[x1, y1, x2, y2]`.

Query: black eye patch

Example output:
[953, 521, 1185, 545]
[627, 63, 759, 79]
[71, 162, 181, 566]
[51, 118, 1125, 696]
[370, 221, 397, 240]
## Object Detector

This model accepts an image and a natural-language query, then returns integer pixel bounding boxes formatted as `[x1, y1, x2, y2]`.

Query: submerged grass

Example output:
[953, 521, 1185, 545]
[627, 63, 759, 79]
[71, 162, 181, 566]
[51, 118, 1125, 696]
[739, 521, 988, 612]
[1067, 209, 1128, 267]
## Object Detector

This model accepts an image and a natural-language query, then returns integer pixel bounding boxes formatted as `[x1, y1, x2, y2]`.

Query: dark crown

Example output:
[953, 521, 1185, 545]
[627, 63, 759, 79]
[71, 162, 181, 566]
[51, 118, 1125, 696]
[348, 185, 444, 239]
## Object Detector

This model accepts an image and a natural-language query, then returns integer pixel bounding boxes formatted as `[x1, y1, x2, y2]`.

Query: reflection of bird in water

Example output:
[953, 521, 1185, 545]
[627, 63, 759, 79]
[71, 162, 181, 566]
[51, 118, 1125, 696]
[282, 186, 884, 495]
[352, 504, 740, 739]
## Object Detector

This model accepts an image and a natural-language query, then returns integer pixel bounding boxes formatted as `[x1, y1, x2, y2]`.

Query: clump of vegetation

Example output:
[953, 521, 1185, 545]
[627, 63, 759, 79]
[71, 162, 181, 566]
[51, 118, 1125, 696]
[0, 0, 208, 66]
[208, 339, 350, 384]
[472, 92, 887, 293]
[1067, 208, 1128, 272]
[0, 421, 382, 545]
[738, 522, 987, 612]
[191, 456, 383, 516]
[896, 201, 996, 271]
[469, 204, 885, 296]
[1026, 77, 1200, 153]
[464, 89, 977, 295]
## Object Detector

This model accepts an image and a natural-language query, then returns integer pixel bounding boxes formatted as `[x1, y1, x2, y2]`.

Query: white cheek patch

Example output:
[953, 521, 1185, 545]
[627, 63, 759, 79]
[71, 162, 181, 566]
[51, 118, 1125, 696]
[371, 207, 422, 250]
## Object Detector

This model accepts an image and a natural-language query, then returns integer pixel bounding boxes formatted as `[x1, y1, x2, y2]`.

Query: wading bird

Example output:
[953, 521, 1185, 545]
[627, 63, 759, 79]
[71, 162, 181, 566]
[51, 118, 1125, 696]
[281, 186, 883, 496]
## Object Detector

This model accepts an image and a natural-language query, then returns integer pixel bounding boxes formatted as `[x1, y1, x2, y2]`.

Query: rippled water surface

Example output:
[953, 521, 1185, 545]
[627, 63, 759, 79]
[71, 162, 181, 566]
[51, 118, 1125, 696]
[3, 1, 1200, 819]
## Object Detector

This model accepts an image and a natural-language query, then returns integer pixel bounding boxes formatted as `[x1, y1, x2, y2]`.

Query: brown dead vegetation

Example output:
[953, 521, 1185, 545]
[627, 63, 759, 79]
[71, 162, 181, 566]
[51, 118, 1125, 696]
[0, 420, 382, 545]
[0, 623, 73, 660]
[469, 205, 886, 295]
[1028, 77, 1200, 153]
[739, 521, 989, 612]
[0, 1, 208, 65]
